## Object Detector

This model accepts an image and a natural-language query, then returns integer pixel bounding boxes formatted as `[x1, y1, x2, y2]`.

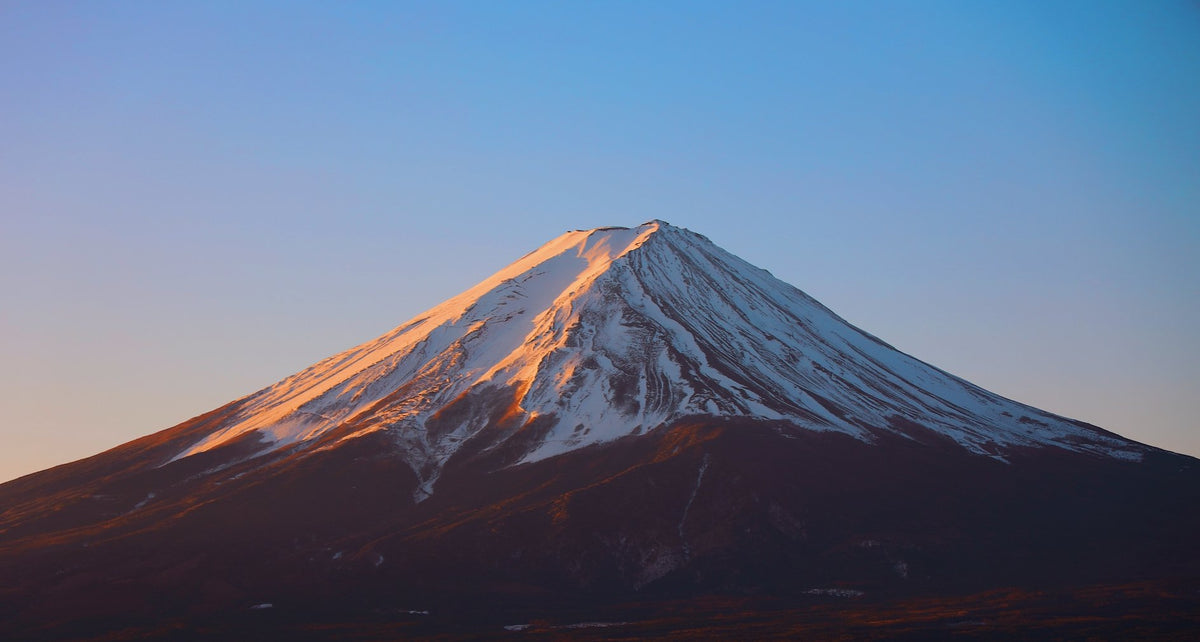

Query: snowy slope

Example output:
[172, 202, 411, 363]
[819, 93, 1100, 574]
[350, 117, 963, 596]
[169, 221, 1142, 497]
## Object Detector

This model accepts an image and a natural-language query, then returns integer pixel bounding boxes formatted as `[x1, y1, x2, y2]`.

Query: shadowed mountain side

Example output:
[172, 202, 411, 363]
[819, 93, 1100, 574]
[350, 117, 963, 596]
[2, 420, 1197, 639]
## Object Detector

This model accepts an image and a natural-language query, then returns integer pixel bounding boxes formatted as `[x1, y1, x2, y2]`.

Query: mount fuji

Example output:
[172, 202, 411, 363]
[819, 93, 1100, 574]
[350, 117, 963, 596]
[2, 221, 1197, 639]
[171, 221, 1140, 491]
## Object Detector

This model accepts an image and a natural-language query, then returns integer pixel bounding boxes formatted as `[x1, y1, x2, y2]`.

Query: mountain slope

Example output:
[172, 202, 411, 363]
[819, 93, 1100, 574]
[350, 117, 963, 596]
[1, 221, 1195, 640]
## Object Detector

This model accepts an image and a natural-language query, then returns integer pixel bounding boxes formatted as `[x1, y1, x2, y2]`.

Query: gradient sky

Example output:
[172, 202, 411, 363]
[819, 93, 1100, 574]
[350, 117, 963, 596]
[2, 1, 1197, 482]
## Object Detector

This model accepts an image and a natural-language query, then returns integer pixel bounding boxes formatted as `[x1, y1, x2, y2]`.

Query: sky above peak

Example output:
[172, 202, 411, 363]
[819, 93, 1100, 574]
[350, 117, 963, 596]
[1, 1, 1197, 481]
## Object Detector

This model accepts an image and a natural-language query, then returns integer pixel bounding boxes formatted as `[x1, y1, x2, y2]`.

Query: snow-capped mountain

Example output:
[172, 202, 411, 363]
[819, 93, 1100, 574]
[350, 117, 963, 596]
[3, 221, 1196, 640]
[170, 220, 1140, 499]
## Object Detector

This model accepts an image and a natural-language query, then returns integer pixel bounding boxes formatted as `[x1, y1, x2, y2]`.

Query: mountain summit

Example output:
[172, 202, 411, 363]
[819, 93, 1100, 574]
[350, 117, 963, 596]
[173, 220, 1138, 499]
[2, 222, 1197, 639]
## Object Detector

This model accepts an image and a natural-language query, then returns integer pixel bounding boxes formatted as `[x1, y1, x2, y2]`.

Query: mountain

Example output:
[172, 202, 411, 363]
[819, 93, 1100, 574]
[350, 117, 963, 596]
[2, 221, 1197, 639]
[171, 220, 1141, 492]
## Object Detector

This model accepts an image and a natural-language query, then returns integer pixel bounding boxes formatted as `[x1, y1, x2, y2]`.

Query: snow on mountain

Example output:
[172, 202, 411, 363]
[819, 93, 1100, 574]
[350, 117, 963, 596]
[169, 220, 1142, 498]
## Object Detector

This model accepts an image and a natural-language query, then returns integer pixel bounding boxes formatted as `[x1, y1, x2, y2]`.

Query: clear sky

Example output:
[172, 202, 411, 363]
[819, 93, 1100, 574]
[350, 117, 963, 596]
[1, 1, 1197, 482]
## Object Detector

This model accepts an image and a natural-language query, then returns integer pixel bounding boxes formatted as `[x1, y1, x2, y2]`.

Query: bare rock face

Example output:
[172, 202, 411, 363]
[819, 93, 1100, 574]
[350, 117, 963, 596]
[1, 221, 1197, 639]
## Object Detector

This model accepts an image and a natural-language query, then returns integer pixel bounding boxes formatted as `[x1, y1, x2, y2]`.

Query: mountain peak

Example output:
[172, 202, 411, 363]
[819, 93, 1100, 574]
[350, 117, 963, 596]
[168, 222, 1144, 499]
[568, 219, 676, 241]
[572, 219, 682, 237]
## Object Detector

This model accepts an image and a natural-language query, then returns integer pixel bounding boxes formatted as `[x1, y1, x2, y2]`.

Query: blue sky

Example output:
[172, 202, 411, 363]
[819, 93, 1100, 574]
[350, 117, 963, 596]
[1, 1, 1197, 481]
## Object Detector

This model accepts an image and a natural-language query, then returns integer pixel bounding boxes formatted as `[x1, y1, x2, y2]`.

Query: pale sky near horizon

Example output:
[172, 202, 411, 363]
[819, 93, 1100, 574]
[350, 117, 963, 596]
[2, 1, 1198, 482]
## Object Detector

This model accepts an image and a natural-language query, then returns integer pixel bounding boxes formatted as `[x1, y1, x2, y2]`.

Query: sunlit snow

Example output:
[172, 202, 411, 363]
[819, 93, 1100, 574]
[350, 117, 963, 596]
[166, 221, 1143, 498]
